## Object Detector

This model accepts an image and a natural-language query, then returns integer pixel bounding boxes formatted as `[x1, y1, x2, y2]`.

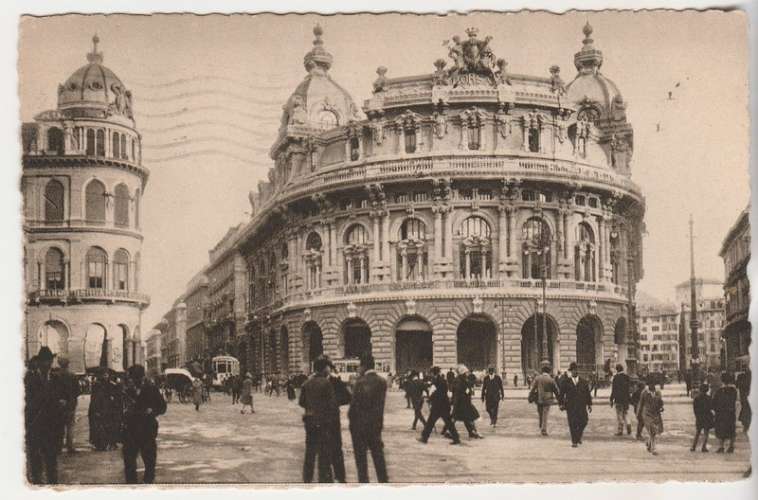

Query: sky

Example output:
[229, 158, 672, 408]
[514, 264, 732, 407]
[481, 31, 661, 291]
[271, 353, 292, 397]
[17, 11, 750, 333]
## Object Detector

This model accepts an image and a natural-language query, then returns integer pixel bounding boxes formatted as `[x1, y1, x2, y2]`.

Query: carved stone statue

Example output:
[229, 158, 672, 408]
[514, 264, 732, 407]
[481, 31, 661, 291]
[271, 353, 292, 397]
[495, 58, 511, 85]
[495, 107, 510, 139]
[549, 65, 566, 96]
[288, 95, 308, 125]
[372, 66, 388, 93]
[370, 121, 385, 146]
[432, 59, 449, 86]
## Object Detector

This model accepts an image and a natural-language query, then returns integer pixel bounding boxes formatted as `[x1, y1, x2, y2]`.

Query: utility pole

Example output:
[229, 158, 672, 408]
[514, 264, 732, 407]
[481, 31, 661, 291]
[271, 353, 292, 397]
[688, 214, 703, 389]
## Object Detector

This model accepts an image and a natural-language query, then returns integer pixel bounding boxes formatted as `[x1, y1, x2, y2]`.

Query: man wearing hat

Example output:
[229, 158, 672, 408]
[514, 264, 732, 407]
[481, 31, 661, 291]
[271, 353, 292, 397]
[418, 366, 461, 445]
[348, 353, 389, 483]
[481, 367, 505, 427]
[530, 361, 560, 436]
[558, 361, 593, 447]
[24, 346, 66, 484]
[299, 355, 339, 483]
[406, 370, 428, 431]
[610, 363, 632, 436]
[55, 356, 80, 454]
[122, 364, 167, 484]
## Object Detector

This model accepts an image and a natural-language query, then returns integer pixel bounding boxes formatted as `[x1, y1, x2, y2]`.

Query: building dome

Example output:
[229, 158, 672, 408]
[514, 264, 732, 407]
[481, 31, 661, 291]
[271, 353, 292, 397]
[273, 25, 360, 154]
[57, 35, 134, 121]
[565, 23, 624, 122]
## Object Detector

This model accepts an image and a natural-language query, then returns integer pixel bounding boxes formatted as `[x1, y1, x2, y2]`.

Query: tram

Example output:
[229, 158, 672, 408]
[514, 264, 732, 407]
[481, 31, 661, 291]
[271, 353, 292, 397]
[211, 355, 240, 388]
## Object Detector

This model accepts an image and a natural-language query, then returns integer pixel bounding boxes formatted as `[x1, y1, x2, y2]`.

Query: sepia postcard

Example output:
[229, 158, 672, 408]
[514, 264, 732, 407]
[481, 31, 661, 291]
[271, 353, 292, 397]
[11, 6, 754, 492]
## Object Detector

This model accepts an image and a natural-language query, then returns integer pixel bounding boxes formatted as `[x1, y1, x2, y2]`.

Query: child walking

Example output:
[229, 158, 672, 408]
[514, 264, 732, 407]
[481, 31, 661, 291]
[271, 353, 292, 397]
[691, 383, 714, 452]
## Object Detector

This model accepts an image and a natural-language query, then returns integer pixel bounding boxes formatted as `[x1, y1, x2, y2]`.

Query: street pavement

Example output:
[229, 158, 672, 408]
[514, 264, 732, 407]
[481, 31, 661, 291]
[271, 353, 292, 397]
[56, 384, 751, 484]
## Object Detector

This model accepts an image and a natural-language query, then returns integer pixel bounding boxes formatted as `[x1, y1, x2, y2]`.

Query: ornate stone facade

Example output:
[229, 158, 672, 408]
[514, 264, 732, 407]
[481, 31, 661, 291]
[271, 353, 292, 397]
[720, 206, 751, 372]
[230, 24, 645, 378]
[22, 36, 149, 373]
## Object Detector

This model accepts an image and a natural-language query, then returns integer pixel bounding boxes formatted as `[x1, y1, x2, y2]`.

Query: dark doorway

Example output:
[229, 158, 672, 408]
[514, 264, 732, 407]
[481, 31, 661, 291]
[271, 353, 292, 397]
[456, 315, 497, 371]
[343, 318, 372, 359]
[520, 314, 557, 375]
[576, 316, 601, 376]
[304, 322, 323, 368]
[395, 317, 433, 374]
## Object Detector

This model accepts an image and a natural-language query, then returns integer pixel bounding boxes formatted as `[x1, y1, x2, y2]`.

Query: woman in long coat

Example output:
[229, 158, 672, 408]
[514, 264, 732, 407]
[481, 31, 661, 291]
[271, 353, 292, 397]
[450, 365, 483, 439]
[240, 372, 255, 414]
[713, 371, 738, 453]
[637, 380, 664, 455]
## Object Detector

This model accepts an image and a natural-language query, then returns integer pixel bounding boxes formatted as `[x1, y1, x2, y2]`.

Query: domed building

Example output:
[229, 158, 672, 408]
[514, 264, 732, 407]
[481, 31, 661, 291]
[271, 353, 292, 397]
[22, 36, 149, 373]
[236, 24, 645, 379]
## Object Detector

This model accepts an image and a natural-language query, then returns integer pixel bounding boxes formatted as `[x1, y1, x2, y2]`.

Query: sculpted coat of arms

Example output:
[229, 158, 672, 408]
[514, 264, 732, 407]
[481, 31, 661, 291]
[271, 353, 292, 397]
[442, 28, 509, 87]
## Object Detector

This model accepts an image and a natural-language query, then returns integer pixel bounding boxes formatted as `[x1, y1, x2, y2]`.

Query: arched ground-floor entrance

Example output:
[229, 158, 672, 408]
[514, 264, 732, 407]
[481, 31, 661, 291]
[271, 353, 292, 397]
[395, 316, 433, 374]
[343, 318, 372, 359]
[303, 321, 323, 372]
[456, 315, 497, 372]
[520, 314, 559, 375]
[576, 315, 603, 377]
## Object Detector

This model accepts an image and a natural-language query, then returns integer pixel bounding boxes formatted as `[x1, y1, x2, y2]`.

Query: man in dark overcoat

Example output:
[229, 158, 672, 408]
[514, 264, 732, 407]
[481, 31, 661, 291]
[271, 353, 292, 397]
[328, 366, 351, 483]
[559, 362, 593, 447]
[121, 364, 167, 484]
[610, 363, 632, 436]
[348, 354, 389, 483]
[418, 366, 460, 444]
[25, 347, 66, 484]
[299, 356, 339, 483]
[55, 355, 80, 454]
[481, 367, 504, 427]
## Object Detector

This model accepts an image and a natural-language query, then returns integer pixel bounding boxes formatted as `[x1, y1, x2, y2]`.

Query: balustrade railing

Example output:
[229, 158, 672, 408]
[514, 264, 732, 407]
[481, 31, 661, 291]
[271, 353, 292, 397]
[29, 288, 150, 303]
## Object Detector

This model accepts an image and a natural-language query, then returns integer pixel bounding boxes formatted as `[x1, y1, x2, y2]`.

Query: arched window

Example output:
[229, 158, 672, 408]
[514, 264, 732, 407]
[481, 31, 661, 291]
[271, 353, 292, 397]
[528, 128, 540, 152]
[85, 180, 106, 223]
[404, 128, 417, 154]
[114, 249, 129, 291]
[317, 111, 338, 130]
[467, 124, 481, 150]
[112, 133, 120, 158]
[114, 183, 130, 227]
[131, 139, 136, 162]
[305, 232, 323, 290]
[45, 248, 65, 291]
[350, 136, 360, 161]
[344, 225, 370, 285]
[522, 218, 552, 279]
[47, 127, 64, 155]
[44, 179, 64, 222]
[460, 216, 492, 280]
[86, 247, 107, 289]
[120, 134, 127, 159]
[86, 129, 95, 156]
[575, 223, 596, 282]
[96, 129, 105, 156]
[397, 219, 428, 282]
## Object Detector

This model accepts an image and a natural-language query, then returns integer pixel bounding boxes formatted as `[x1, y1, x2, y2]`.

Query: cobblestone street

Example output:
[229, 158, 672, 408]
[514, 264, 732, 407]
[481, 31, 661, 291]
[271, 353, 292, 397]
[56, 384, 750, 484]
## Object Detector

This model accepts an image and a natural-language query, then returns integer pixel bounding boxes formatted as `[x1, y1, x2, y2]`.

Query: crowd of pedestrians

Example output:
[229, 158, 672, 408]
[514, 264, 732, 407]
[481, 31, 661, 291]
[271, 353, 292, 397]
[24, 340, 752, 485]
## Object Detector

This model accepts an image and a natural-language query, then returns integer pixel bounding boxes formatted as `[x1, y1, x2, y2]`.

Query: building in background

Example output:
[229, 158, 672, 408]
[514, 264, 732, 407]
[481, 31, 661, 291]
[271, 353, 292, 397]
[720, 205, 751, 372]
[155, 298, 187, 369]
[205, 225, 248, 361]
[637, 302, 679, 374]
[145, 329, 162, 377]
[22, 36, 149, 373]
[674, 278, 725, 370]
[184, 268, 209, 365]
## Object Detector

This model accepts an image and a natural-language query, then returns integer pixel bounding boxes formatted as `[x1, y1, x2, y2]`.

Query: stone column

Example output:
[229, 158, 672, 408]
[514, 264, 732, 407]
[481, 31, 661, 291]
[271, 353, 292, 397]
[346, 255, 353, 285]
[507, 207, 515, 261]
[330, 224, 337, 270]
[445, 207, 454, 262]
[479, 123, 486, 151]
[464, 248, 471, 280]
[397, 128, 405, 156]
[322, 223, 331, 270]
[498, 206, 507, 273]
[401, 248, 407, 281]
[433, 206, 443, 261]
[459, 123, 468, 150]
[382, 210, 390, 269]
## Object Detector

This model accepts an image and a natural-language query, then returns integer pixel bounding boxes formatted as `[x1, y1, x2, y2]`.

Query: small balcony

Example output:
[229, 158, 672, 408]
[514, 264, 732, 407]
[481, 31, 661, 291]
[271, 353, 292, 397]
[28, 288, 150, 306]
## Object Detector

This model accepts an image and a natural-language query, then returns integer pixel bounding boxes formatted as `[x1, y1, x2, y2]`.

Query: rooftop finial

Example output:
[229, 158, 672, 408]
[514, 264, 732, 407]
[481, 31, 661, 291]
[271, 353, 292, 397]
[304, 23, 333, 73]
[87, 33, 103, 64]
[583, 21, 593, 39]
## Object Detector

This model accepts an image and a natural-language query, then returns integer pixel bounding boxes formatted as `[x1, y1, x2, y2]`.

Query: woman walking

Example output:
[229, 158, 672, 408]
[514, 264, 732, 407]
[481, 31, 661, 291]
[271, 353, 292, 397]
[637, 379, 664, 455]
[713, 372, 738, 453]
[240, 372, 255, 414]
